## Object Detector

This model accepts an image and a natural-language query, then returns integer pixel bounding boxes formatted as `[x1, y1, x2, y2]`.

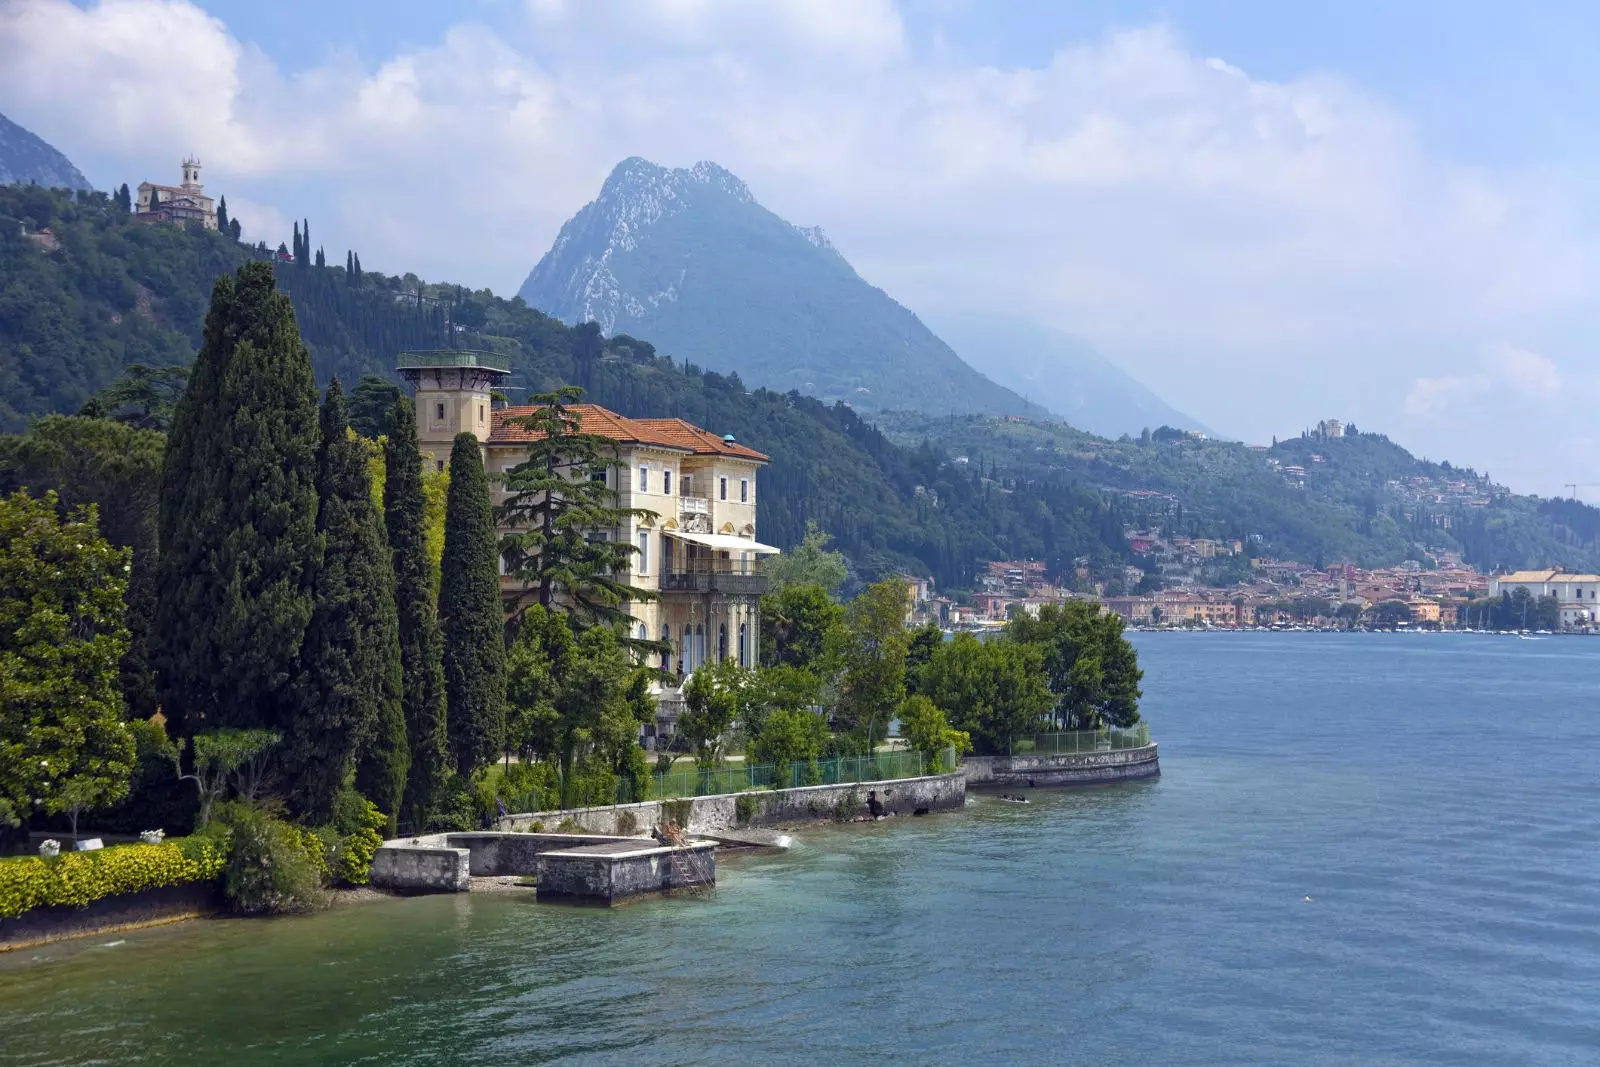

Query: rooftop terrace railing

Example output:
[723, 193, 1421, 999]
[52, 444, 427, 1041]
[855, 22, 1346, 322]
[650, 746, 956, 800]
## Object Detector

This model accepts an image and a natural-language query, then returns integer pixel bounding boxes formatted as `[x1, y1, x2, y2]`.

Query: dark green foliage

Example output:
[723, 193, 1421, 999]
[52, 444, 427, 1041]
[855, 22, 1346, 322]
[496, 387, 657, 627]
[211, 802, 327, 915]
[384, 398, 448, 827]
[348, 377, 406, 441]
[1008, 601, 1143, 729]
[216, 195, 228, 233]
[85, 364, 189, 431]
[290, 380, 407, 822]
[904, 621, 944, 695]
[154, 261, 321, 735]
[1459, 588, 1560, 631]
[759, 583, 843, 670]
[918, 632, 1053, 753]
[440, 432, 506, 777]
[0, 416, 164, 717]
[93, 718, 196, 835]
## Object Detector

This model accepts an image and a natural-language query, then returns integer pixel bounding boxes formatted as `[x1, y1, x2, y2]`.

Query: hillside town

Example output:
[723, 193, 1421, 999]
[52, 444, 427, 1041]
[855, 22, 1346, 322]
[907, 529, 1598, 632]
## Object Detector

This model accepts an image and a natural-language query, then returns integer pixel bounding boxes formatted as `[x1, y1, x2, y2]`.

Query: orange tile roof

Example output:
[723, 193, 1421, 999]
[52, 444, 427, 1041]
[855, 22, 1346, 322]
[488, 404, 768, 462]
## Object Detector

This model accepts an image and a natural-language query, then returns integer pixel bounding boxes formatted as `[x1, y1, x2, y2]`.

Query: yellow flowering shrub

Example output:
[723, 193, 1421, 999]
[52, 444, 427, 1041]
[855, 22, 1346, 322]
[0, 838, 227, 920]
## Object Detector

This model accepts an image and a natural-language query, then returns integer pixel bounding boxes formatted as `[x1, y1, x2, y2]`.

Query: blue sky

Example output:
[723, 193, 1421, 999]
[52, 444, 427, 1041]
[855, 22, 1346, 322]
[5, 0, 1597, 495]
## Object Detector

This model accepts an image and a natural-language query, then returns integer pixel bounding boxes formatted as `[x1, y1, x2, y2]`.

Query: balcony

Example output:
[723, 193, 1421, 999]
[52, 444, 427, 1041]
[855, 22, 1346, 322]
[660, 559, 769, 596]
[679, 496, 710, 518]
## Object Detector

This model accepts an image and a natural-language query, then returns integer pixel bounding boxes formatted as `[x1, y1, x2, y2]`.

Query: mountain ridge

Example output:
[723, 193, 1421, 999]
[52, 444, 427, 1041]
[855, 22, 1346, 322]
[0, 112, 91, 191]
[519, 157, 1051, 419]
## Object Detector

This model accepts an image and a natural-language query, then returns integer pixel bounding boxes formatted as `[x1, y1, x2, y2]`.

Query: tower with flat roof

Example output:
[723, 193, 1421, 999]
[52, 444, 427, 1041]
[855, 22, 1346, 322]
[396, 351, 509, 471]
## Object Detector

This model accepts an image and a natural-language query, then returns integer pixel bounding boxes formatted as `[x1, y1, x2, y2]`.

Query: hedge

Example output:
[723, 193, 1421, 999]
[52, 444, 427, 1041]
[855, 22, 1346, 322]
[0, 837, 227, 920]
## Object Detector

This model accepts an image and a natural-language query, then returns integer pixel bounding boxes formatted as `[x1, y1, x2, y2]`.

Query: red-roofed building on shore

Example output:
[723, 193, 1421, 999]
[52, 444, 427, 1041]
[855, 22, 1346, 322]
[398, 351, 779, 741]
[136, 158, 217, 229]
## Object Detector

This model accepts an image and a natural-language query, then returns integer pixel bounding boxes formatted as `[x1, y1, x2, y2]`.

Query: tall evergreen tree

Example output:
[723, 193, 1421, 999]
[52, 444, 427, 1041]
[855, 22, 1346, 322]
[315, 246, 326, 269]
[345, 250, 353, 280]
[216, 195, 229, 233]
[114, 183, 131, 212]
[287, 379, 406, 821]
[353, 252, 362, 285]
[147, 187, 159, 211]
[440, 433, 506, 777]
[154, 261, 321, 735]
[292, 220, 302, 261]
[385, 397, 447, 825]
[497, 386, 657, 628]
[300, 219, 311, 268]
[228, 217, 242, 243]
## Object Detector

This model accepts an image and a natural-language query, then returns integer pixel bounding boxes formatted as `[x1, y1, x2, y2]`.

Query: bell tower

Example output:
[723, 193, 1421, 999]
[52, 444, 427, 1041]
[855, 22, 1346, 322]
[181, 157, 202, 190]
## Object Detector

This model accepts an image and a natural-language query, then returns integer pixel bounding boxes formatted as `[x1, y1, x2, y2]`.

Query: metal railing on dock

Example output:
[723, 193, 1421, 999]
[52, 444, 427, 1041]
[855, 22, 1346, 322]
[1005, 724, 1151, 756]
[652, 747, 957, 799]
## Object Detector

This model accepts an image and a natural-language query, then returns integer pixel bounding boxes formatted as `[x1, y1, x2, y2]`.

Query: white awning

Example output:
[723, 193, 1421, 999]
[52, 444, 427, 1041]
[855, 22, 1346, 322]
[665, 531, 781, 554]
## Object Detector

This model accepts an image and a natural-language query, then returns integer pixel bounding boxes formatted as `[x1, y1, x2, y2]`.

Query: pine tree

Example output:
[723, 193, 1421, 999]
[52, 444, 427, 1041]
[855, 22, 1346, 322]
[115, 183, 131, 212]
[292, 220, 301, 262]
[300, 219, 310, 268]
[147, 187, 159, 211]
[345, 250, 353, 282]
[216, 195, 229, 233]
[287, 379, 407, 822]
[229, 217, 242, 243]
[385, 397, 447, 826]
[154, 261, 321, 735]
[440, 433, 506, 777]
[353, 253, 362, 285]
[497, 386, 658, 628]
[315, 246, 326, 269]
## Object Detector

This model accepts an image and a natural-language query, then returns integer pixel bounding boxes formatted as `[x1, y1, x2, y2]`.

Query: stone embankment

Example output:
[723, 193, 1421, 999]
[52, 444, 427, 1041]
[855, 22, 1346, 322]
[963, 744, 1160, 789]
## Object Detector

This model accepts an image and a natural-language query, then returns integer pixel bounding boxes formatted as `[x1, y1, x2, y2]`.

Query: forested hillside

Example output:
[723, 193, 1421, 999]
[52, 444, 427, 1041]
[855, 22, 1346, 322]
[7, 183, 1592, 585]
[0, 185, 1133, 589]
[875, 413, 1600, 572]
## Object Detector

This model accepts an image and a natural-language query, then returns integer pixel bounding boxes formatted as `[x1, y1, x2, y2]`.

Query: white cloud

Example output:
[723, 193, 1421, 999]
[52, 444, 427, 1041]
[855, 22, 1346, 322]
[1405, 344, 1566, 422]
[1, 0, 1595, 494]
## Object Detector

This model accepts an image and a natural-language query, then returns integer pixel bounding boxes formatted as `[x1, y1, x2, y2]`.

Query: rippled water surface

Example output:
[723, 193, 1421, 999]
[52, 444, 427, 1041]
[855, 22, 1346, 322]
[3, 633, 1599, 1066]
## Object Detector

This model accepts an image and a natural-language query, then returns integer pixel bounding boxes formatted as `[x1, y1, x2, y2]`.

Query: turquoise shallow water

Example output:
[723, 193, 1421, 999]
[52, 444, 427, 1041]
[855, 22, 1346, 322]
[3, 632, 1599, 1066]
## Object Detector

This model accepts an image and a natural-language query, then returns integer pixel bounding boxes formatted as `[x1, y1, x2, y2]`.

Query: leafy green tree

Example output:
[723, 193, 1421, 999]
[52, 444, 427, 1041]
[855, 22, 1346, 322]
[182, 729, 280, 828]
[0, 490, 135, 831]
[679, 665, 739, 771]
[440, 433, 506, 777]
[744, 664, 823, 739]
[496, 386, 657, 628]
[897, 694, 971, 773]
[384, 398, 448, 828]
[760, 583, 843, 670]
[918, 633, 1051, 754]
[760, 520, 848, 594]
[0, 416, 164, 718]
[832, 578, 911, 748]
[155, 261, 322, 736]
[749, 708, 829, 781]
[288, 380, 406, 822]
[1007, 601, 1143, 729]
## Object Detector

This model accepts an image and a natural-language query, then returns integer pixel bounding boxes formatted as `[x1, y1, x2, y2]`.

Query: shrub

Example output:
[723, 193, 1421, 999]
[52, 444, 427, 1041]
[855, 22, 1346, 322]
[615, 811, 638, 836]
[735, 793, 761, 827]
[330, 798, 386, 886]
[0, 837, 226, 919]
[212, 804, 327, 915]
[425, 774, 486, 832]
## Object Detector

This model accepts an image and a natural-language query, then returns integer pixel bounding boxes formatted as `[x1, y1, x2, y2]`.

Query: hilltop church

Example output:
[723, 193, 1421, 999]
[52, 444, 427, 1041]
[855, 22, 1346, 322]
[135, 158, 216, 230]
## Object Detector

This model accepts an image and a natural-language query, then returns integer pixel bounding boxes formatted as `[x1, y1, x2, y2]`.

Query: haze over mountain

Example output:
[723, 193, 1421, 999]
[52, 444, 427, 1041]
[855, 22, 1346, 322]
[0, 111, 90, 191]
[925, 314, 1211, 440]
[518, 157, 1051, 420]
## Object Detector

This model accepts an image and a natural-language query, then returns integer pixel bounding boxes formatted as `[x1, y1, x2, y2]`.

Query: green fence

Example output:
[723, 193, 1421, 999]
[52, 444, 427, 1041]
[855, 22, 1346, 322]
[1007, 723, 1150, 756]
[651, 746, 957, 799]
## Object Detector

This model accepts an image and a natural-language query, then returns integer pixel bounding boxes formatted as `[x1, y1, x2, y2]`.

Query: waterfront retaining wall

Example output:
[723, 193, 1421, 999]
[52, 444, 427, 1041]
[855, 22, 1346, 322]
[0, 881, 221, 953]
[502, 771, 966, 836]
[369, 845, 471, 894]
[963, 744, 1160, 788]
[535, 841, 716, 905]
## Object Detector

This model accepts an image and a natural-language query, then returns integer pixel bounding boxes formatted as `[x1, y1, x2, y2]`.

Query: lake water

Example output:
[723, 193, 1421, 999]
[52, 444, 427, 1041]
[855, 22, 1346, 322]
[3, 633, 1599, 1066]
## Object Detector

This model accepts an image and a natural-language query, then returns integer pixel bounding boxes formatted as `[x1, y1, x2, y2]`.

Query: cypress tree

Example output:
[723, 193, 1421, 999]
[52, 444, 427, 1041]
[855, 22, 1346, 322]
[287, 379, 407, 822]
[216, 195, 229, 233]
[345, 250, 353, 281]
[300, 219, 311, 268]
[147, 187, 159, 211]
[385, 398, 447, 825]
[440, 432, 506, 777]
[155, 261, 321, 734]
[229, 217, 242, 243]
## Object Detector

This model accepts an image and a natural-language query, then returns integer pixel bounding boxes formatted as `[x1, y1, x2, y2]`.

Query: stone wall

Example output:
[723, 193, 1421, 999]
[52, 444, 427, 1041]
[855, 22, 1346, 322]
[369, 844, 471, 894]
[0, 882, 221, 953]
[438, 833, 634, 877]
[963, 744, 1160, 788]
[535, 841, 716, 905]
[502, 771, 966, 836]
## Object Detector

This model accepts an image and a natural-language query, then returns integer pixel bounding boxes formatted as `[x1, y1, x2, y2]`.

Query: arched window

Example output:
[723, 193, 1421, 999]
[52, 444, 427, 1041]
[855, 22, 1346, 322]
[683, 625, 693, 672]
[738, 623, 748, 667]
[695, 624, 705, 668]
[718, 623, 728, 662]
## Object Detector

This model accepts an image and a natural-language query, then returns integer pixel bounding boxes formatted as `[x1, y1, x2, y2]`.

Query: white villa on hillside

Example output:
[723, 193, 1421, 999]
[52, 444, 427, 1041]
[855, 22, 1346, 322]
[398, 352, 778, 739]
[136, 158, 216, 230]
